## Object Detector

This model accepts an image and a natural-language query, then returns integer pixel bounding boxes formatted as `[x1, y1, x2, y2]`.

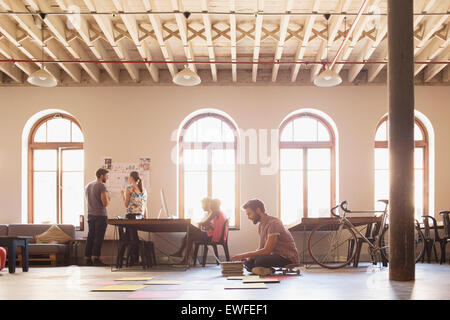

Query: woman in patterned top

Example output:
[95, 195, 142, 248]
[121, 171, 148, 219]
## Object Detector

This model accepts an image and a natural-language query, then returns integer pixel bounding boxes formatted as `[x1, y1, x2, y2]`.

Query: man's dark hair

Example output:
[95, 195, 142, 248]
[96, 168, 109, 179]
[243, 199, 265, 213]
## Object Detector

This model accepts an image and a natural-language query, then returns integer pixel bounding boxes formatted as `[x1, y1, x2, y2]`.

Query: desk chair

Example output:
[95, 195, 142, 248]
[116, 226, 156, 269]
[193, 219, 230, 267]
[421, 215, 445, 264]
[438, 211, 450, 264]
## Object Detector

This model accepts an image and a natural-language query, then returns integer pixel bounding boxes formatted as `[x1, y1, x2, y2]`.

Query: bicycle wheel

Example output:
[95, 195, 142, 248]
[307, 222, 358, 269]
[380, 225, 425, 263]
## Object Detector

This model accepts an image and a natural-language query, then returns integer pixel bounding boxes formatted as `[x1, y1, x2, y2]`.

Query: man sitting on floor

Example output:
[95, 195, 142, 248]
[231, 199, 299, 276]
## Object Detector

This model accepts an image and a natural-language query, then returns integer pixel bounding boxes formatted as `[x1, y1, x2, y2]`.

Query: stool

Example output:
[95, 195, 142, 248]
[0, 236, 30, 273]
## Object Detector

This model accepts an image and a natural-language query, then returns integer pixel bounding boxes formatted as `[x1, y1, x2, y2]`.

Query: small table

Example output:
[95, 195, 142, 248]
[0, 236, 31, 273]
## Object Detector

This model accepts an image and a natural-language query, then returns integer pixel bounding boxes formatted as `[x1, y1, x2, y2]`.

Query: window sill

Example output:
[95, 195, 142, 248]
[228, 226, 240, 231]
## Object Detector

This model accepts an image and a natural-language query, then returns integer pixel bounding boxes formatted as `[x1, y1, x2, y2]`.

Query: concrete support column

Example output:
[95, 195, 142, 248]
[388, 0, 415, 281]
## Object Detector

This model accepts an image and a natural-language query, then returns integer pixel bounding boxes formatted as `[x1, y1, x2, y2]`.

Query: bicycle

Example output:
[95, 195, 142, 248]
[307, 200, 425, 269]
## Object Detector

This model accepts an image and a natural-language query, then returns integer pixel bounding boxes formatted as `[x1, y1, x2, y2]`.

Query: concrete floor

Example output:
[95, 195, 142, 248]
[1, 263, 449, 300]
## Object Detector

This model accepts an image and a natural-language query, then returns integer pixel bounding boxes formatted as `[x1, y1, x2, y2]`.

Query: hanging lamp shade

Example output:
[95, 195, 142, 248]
[27, 68, 57, 87]
[173, 66, 201, 86]
[314, 67, 342, 87]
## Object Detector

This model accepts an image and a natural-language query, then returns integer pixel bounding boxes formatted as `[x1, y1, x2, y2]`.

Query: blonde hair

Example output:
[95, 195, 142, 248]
[210, 198, 221, 211]
[201, 197, 212, 205]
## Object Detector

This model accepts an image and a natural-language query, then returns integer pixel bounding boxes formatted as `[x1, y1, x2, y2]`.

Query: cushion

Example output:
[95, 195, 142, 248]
[7, 224, 75, 238]
[35, 225, 73, 244]
[0, 225, 7, 236]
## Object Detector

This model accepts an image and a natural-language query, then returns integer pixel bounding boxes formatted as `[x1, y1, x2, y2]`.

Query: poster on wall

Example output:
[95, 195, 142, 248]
[102, 157, 112, 170]
[140, 158, 151, 171]
[102, 158, 151, 196]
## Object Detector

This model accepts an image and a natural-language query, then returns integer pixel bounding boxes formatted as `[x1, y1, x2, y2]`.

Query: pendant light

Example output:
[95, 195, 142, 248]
[172, 10, 201, 86]
[314, 14, 342, 88]
[27, 13, 57, 87]
[173, 65, 201, 86]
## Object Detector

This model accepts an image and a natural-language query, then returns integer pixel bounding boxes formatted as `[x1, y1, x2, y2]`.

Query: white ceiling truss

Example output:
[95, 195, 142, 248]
[0, 0, 447, 86]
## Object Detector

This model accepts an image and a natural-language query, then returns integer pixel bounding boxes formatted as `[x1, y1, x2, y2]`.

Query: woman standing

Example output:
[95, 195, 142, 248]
[120, 171, 148, 266]
[122, 171, 148, 219]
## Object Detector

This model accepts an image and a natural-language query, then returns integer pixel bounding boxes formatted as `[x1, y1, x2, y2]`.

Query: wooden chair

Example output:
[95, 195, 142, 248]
[438, 211, 450, 264]
[193, 219, 230, 267]
[421, 215, 445, 264]
[349, 220, 388, 267]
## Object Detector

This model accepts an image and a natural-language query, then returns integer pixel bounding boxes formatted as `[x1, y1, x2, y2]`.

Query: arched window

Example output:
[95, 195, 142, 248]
[179, 112, 239, 228]
[279, 112, 336, 224]
[374, 115, 429, 219]
[28, 113, 84, 225]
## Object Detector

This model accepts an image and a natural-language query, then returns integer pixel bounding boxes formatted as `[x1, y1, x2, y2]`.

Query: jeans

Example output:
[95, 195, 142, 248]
[244, 253, 292, 272]
[85, 214, 107, 258]
[125, 214, 143, 241]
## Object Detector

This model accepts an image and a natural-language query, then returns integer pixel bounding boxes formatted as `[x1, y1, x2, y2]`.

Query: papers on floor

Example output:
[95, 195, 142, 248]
[227, 275, 260, 280]
[242, 278, 280, 283]
[91, 285, 146, 292]
[115, 277, 154, 281]
[144, 280, 183, 285]
[224, 283, 267, 290]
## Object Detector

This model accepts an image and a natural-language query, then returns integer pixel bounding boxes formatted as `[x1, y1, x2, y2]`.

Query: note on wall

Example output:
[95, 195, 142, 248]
[102, 158, 151, 196]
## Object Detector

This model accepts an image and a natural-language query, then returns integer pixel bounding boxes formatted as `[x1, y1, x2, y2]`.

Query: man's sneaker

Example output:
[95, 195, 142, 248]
[85, 258, 93, 266]
[92, 259, 107, 267]
[251, 267, 274, 276]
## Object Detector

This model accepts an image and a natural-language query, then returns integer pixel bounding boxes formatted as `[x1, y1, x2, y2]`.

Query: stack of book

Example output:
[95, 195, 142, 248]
[221, 261, 244, 277]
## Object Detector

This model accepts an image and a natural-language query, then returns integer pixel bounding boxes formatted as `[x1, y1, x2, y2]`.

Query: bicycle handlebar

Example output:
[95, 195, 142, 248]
[330, 201, 351, 218]
[330, 205, 340, 218]
[340, 200, 351, 213]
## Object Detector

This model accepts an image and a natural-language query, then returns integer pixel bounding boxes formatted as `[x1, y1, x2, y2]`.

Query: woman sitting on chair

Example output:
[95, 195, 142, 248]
[169, 198, 226, 264]
[199, 198, 227, 244]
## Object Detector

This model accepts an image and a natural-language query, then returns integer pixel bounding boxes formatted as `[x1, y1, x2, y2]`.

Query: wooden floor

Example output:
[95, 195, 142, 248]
[1, 263, 449, 300]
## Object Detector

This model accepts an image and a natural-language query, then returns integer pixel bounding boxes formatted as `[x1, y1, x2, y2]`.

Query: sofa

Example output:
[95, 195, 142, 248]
[5, 224, 75, 266]
[0, 225, 7, 236]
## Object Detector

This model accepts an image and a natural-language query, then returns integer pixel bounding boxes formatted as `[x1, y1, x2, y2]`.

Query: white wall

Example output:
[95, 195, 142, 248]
[0, 85, 449, 257]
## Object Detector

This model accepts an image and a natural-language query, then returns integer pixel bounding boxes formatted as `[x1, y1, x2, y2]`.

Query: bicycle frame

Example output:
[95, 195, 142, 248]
[335, 200, 389, 253]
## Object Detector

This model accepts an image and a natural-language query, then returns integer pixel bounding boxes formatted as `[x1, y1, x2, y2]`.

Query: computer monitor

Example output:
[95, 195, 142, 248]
[158, 189, 172, 219]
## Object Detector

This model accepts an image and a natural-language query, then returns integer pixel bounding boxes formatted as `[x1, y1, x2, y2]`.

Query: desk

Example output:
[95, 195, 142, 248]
[288, 216, 383, 267]
[107, 219, 202, 268]
[0, 236, 31, 273]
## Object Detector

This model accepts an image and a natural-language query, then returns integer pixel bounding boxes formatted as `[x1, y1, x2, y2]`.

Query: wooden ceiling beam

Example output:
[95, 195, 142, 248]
[201, 0, 217, 82]
[0, 15, 61, 82]
[0, 38, 38, 75]
[348, 16, 387, 82]
[28, 0, 100, 83]
[424, 49, 449, 82]
[369, 0, 447, 82]
[84, 0, 139, 82]
[414, 1, 449, 56]
[367, 0, 438, 82]
[310, 0, 352, 81]
[170, 0, 197, 74]
[251, 0, 264, 82]
[0, 52, 23, 82]
[230, 0, 237, 82]
[291, 0, 322, 82]
[333, 0, 381, 75]
[414, 23, 449, 76]
[0, 0, 81, 83]
[55, 0, 119, 83]
[142, 0, 177, 78]
[271, 0, 294, 82]
[112, 0, 158, 82]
